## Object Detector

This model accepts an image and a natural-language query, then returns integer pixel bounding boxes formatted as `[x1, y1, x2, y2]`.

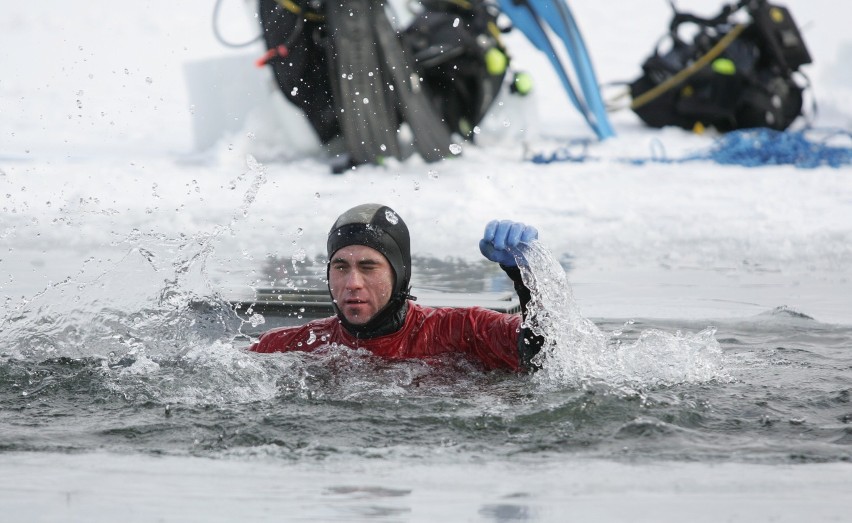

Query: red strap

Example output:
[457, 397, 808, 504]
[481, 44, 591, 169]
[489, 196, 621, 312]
[255, 45, 289, 67]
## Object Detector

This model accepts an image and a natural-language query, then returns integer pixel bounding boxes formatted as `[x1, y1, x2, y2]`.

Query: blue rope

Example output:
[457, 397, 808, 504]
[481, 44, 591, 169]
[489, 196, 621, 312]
[696, 128, 852, 168]
[530, 138, 592, 164]
[529, 128, 852, 168]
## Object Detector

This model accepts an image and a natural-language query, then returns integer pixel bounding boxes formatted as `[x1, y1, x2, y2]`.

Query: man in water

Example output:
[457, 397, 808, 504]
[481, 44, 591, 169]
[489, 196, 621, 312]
[250, 203, 543, 371]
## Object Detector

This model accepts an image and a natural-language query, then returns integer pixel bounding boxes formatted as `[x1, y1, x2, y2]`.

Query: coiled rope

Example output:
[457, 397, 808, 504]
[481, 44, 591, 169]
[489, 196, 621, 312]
[530, 128, 852, 169]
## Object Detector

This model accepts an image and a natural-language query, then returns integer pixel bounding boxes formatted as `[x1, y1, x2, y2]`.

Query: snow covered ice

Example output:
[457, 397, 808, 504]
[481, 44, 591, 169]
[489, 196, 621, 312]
[3, 0, 850, 324]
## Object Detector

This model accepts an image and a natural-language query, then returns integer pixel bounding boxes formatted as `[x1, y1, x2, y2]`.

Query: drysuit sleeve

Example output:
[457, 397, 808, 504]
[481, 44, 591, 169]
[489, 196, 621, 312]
[500, 264, 545, 371]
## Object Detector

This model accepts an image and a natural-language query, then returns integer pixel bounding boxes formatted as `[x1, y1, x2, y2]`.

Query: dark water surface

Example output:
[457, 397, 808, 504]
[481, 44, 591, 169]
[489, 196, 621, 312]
[2, 249, 850, 466]
[2, 239, 852, 522]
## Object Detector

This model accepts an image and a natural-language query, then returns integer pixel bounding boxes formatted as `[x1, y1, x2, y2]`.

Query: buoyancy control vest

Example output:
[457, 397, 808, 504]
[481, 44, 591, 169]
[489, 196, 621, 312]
[629, 0, 811, 133]
[403, 0, 509, 138]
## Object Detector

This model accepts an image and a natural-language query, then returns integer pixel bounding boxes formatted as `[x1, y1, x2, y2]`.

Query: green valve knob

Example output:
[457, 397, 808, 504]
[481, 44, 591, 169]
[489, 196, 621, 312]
[512, 72, 534, 95]
[712, 58, 736, 76]
[484, 47, 508, 76]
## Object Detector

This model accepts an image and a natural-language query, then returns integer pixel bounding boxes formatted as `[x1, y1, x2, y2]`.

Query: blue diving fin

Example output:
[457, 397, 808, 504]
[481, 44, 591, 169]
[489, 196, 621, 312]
[499, 0, 615, 139]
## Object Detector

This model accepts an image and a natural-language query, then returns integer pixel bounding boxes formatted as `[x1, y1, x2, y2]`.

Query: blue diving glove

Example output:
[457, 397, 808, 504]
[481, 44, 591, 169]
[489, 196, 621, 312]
[479, 220, 539, 267]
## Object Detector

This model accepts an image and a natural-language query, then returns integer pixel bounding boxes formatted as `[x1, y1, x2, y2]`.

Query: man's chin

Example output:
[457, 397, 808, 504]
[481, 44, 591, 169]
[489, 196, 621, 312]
[343, 310, 372, 325]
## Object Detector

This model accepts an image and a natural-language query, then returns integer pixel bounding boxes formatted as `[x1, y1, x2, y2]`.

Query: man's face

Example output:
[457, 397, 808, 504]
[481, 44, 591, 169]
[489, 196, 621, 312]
[329, 245, 394, 325]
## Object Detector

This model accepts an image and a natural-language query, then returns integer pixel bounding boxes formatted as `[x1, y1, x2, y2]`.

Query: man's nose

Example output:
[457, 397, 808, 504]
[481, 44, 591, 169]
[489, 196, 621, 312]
[344, 269, 365, 289]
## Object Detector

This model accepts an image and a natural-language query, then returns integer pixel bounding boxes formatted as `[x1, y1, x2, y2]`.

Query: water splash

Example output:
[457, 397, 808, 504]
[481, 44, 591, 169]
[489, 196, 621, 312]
[1, 155, 269, 361]
[105, 340, 286, 405]
[517, 241, 725, 390]
[269, 345, 499, 403]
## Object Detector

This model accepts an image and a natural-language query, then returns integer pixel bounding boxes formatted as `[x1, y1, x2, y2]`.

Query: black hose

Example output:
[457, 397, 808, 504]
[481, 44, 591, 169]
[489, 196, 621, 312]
[212, 0, 263, 48]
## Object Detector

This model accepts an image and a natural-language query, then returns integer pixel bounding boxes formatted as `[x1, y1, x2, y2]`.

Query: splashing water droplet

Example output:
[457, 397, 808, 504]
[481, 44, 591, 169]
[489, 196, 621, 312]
[246, 155, 262, 171]
[449, 143, 462, 155]
[519, 241, 726, 389]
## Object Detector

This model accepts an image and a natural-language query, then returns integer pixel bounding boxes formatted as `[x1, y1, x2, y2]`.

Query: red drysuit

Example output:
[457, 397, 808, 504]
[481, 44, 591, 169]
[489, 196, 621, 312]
[249, 301, 524, 371]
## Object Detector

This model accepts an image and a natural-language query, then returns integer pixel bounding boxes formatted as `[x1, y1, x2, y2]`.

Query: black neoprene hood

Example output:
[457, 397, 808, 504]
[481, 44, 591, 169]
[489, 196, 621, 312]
[326, 203, 412, 299]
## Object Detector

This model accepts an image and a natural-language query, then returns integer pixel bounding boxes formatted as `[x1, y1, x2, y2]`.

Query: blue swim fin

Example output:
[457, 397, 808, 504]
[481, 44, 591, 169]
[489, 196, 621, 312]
[499, 0, 614, 139]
